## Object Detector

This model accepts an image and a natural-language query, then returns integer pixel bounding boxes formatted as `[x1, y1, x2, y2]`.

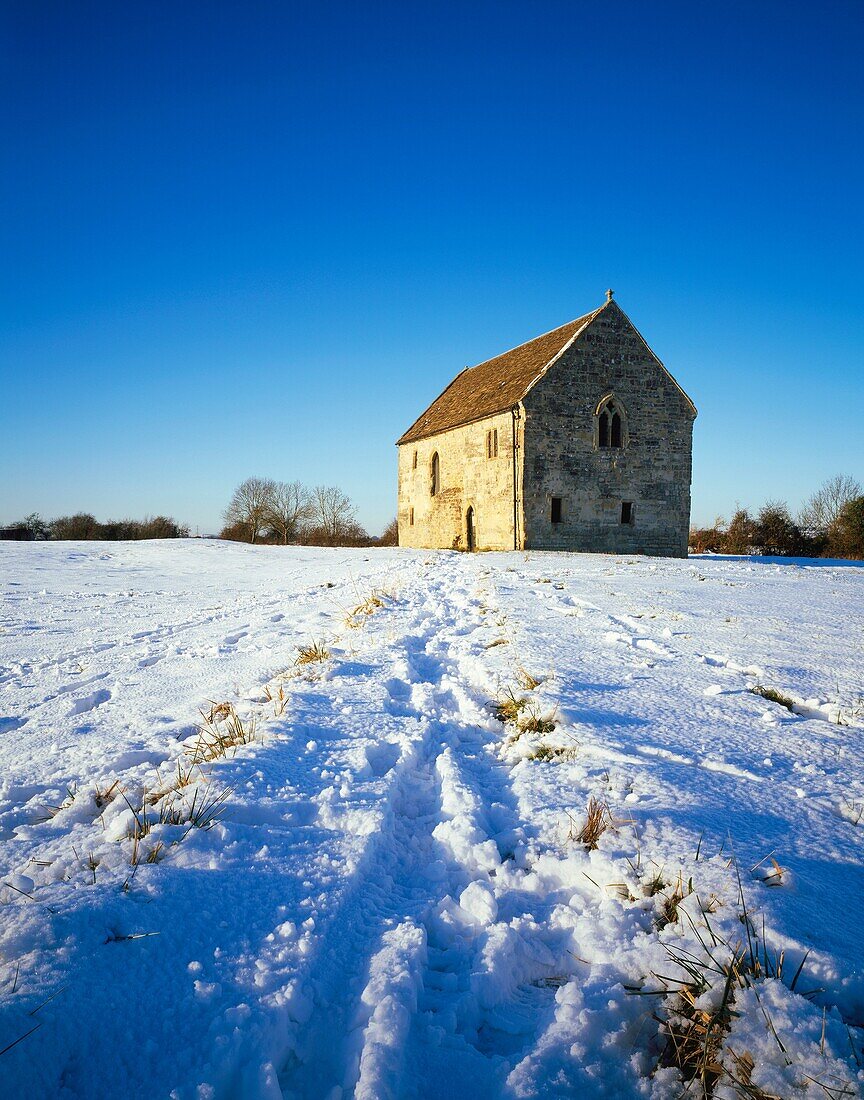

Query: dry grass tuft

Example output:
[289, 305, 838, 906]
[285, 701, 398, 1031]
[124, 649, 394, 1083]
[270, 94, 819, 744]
[493, 688, 556, 736]
[656, 872, 693, 929]
[37, 785, 77, 821]
[642, 865, 668, 897]
[517, 703, 557, 735]
[345, 589, 389, 628]
[147, 760, 200, 804]
[493, 688, 529, 725]
[93, 780, 121, 809]
[657, 968, 733, 1094]
[627, 865, 836, 1098]
[263, 682, 287, 717]
[570, 797, 613, 850]
[177, 782, 232, 831]
[750, 684, 795, 711]
[516, 667, 543, 690]
[529, 742, 578, 763]
[126, 777, 232, 867]
[295, 641, 330, 666]
[750, 853, 787, 888]
[188, 702, 259, 764]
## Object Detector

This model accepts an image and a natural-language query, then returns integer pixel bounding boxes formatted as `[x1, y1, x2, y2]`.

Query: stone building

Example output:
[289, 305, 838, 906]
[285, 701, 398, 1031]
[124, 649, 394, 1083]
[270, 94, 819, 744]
[396, 293, 697, 556]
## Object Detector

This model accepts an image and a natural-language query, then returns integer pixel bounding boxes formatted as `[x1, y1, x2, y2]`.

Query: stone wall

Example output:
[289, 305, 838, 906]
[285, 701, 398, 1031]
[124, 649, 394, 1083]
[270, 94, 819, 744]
[397, 410, 519, 550]
[520, 301, 695, 557]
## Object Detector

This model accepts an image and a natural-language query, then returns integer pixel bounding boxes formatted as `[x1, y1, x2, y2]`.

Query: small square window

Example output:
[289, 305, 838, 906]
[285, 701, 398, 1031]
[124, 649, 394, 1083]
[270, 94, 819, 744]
[621, 501, 633, 525]
[551, 497, 562, 524]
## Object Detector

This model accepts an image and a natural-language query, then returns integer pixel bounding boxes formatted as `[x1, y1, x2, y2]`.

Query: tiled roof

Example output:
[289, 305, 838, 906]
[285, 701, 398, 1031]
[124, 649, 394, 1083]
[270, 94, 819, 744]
[396, 304, 606, 445]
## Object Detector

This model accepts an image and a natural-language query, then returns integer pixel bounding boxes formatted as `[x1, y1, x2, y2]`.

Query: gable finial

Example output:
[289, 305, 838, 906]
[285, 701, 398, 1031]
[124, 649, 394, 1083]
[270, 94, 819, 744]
[605, 288, 614, 302]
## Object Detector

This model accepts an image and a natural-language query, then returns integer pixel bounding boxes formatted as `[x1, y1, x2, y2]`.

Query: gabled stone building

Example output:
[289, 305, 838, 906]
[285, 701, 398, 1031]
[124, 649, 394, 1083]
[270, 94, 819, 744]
[396, 294, 697, 556]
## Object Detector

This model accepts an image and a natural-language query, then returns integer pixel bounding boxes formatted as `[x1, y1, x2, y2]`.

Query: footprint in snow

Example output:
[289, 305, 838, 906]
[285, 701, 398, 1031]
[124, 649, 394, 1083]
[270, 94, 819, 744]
[384, 677, 416, 718]
[638, 744, 693, 765]
[67, 688, 112, 716]
[363, 741, 401, 778]
[108, 747, 169, 770]
[700, 758, 764, 782]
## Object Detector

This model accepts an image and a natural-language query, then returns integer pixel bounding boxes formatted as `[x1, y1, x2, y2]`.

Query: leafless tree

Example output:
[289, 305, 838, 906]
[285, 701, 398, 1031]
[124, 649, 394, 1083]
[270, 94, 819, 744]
[798, 474, 862, 536]
[267, 480, 312, 544]
[224, 477, 276, 544]
[310, 485, 357, 546]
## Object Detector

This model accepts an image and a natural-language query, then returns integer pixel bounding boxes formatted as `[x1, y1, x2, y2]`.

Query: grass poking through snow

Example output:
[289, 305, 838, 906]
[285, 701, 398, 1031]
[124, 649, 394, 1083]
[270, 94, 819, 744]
[569, 796, 613, 850]
[189, 702, 259, 764]
[750, 683, 795, 711]
[295, 641, 330, 666]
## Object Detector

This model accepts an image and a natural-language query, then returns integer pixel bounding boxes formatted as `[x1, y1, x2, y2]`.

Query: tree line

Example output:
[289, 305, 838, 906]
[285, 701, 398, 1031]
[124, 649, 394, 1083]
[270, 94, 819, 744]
[690, 474, 864, 559]
[0, 513, 189, 542]
[221, 477, 398, 547]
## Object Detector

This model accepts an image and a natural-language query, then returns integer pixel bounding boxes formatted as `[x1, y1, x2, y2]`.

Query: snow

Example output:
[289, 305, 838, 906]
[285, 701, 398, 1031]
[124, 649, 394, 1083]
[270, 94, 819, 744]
[0, 539, 862, 1098]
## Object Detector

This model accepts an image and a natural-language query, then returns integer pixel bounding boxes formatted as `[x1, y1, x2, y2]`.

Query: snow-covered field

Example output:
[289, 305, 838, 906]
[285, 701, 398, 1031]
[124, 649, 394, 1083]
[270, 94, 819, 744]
[1, 540, 862, 1099]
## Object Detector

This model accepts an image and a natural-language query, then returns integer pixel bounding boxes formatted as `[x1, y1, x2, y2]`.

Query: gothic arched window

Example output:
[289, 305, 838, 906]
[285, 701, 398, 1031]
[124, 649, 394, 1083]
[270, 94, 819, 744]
[596, 395, 626, 450]
[430, 452, 440, 496]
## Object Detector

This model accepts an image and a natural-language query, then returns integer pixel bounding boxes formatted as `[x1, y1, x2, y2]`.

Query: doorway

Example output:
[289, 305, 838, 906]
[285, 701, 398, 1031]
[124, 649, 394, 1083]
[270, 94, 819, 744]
[466, 506, 476, 551]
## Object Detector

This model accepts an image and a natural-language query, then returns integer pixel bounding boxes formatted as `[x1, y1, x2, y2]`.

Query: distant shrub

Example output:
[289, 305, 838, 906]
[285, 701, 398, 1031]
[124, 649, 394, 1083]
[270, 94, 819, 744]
[378, 517, 398, 546]
[45, 513, 188, 541]
[828, 495, 864, 560]
[140, 515, 190, 539]
[219, 520, 254, 542]
[722, 508, 756, 554]
[688, 523, 724, 554]
[50, 513, 102, 540]
[753, 501, 804, 556]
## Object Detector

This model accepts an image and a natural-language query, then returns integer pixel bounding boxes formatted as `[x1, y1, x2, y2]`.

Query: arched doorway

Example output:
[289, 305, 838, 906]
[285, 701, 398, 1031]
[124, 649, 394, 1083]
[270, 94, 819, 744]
[466, 506, 476, 551]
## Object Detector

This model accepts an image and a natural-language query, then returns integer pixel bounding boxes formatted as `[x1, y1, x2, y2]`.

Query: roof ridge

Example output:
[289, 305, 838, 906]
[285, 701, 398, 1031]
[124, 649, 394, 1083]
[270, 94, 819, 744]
[519, 302, 608, 397]
[467, 307, 601, 373]
[395, 299, 614, 446]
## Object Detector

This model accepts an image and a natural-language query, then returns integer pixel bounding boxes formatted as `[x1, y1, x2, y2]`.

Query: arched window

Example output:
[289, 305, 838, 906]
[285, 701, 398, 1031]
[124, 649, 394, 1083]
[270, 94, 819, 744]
[596, 395, 626, 449]
[430, 452, 440, 496]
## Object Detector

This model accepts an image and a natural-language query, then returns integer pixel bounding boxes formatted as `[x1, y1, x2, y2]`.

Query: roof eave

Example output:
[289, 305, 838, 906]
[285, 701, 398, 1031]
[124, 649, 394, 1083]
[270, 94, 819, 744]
[396, 404, 520, 447]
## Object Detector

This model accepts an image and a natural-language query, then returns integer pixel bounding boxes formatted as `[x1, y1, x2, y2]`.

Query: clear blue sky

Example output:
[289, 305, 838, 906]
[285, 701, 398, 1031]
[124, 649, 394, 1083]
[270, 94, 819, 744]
[2, 1, 862, 535]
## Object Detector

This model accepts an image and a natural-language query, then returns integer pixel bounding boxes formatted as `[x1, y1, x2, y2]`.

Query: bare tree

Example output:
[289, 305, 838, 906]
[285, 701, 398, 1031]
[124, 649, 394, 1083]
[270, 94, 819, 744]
[310, 485, 356, 546]
[267, 480, 312, 545]
[224, 477, 276, 544]
[798, 474, 862, 536]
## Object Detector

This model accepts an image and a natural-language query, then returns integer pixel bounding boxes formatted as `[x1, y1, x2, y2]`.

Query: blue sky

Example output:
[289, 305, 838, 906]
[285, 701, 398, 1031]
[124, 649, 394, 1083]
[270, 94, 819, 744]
[2, 1, 862, 535]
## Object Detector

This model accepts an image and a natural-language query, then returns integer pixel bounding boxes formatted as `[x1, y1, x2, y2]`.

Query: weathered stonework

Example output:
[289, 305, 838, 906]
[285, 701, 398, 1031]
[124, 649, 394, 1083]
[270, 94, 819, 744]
[397, 411, 518, 550]
[397, 299, 696, 557]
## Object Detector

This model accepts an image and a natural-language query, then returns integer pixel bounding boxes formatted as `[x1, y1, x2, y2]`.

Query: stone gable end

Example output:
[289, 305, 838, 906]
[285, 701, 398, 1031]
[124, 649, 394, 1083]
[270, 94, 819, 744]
[521, 302, 695, 555]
